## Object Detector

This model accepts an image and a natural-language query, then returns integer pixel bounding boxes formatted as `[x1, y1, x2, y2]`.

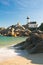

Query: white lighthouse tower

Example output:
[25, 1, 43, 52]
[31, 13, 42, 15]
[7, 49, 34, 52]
[26, 16, 30, 23]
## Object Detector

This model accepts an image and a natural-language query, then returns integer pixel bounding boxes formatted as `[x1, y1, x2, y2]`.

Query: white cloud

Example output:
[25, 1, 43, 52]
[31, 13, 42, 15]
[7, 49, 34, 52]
[0, 0, 37, 8]
[15, 0, 29, 8]
[14, 0, 42, 9]
[0, 0, 10, 6]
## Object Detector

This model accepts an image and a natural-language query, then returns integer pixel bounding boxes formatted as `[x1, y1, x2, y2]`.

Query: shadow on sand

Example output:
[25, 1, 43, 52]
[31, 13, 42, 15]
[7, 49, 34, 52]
[8, 43, 43, 65]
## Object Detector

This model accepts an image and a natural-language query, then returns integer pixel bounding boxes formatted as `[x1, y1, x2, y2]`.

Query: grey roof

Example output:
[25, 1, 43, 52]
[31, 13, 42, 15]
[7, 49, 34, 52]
[28, 21, 37, 24]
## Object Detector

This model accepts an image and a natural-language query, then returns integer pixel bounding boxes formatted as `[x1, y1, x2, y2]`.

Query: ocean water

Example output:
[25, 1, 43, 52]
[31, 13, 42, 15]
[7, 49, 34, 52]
[0, 35, 27, 47]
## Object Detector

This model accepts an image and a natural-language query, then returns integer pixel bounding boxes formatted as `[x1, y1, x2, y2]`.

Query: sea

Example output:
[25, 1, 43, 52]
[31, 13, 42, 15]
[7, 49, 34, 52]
[0, 35, 27, 47]
[0, 35, 28, 61]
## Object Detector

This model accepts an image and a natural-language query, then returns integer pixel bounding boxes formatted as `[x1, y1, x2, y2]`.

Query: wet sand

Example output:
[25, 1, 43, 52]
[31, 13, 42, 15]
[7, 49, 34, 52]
[0, 56, 39, 65]
[0, 47, 43, 65]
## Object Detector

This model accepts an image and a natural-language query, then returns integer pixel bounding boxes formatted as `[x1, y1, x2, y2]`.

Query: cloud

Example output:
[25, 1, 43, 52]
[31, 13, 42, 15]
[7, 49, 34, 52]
[0, 0, 41, 11]
[0, 0, 36, 8]
[1, 1, 9, 6]
[0, 0, 10, 6]
[15, 0, 29, 8]
[14, 0, 42, 9]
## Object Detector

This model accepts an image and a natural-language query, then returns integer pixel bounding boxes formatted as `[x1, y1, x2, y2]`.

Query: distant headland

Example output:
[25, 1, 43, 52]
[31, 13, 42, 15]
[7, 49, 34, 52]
[0, 16, 43, 37]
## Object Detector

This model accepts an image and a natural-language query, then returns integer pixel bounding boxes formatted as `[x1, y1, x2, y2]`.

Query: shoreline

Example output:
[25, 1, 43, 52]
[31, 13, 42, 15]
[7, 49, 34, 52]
[0, 47, 43, 65]
[0, 46, 28, 62]
[0, 54, 43, 65]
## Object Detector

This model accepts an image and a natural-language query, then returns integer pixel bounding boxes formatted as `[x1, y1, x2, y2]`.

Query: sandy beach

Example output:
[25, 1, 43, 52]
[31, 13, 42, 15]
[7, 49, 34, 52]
[0, 47, 43, 65]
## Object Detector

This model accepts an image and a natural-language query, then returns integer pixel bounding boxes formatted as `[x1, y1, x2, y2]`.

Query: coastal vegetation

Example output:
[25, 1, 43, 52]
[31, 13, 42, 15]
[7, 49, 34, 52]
[39, 23, 43, 31]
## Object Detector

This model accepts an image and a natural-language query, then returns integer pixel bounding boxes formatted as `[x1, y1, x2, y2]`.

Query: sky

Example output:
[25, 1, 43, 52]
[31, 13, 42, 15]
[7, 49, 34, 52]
[0, 0, 43, 27]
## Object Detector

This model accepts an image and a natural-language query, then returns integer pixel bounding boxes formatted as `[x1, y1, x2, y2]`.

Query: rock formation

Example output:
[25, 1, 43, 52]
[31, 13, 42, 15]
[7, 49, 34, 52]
[14, 32, 43, 53]
[23, 33, 43, 53]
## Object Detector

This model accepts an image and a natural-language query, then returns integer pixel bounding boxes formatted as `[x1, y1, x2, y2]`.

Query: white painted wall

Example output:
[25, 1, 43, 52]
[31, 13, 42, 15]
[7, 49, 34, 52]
[28, 24, 38, 28]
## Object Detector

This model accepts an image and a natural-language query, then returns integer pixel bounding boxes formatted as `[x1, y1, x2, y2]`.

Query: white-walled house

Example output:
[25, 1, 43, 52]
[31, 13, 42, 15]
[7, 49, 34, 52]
[26, 16, 38, 28]
[27, 22, 38, 28]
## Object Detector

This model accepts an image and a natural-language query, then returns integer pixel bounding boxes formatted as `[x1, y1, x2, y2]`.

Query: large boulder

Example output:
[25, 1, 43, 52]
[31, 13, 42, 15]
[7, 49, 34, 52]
[20, 33, 43, 53]
[32, 30, 43, 34]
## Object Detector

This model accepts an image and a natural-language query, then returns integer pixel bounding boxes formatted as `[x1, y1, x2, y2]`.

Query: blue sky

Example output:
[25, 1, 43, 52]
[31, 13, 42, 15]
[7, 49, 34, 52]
[0, 0, 43, 27]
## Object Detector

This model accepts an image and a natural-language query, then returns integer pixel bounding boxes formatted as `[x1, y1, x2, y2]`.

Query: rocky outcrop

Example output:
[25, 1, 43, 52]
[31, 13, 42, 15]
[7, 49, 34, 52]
[23, 33, 43, 53]
[0, 23, 32, 37]
[14, 33, 43, 53]
[6, 24, 31, 37]
[32, 30, 43, 34]
[24, 29, 31, 36]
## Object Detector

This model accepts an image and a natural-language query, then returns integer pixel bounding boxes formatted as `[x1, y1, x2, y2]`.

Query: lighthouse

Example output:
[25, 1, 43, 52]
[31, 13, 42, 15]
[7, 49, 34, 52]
[26, 16, 30, 23]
